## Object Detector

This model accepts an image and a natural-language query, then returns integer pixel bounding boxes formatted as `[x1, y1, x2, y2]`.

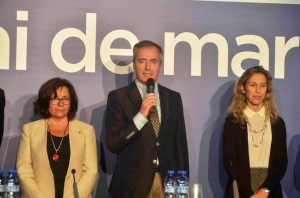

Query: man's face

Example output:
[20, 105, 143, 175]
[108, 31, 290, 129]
[133, 46, 161, 84]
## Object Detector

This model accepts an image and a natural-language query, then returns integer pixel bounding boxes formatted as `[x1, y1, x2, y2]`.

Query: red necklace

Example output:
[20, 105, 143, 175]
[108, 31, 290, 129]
[48, 122, 69, 161]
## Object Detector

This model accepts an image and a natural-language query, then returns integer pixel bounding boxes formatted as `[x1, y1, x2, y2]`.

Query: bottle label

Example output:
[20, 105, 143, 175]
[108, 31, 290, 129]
[165, 185, 175, 193]
[0, 185, 4, 192]
[177, 185, 189, 194]
[6, 183, 19, 192]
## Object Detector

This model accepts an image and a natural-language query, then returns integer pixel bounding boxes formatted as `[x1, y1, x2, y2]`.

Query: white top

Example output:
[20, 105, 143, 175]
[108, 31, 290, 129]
[244, 106, 272, 168]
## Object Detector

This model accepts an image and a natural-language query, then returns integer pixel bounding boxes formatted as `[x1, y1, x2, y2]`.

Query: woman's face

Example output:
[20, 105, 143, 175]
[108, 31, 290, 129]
[48, 86, 71, 119]
[241, 73, 267, 111]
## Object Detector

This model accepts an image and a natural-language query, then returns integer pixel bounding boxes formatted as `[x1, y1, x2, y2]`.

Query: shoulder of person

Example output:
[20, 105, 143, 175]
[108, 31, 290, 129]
[108, 82, 135, 95]
[118, 82, 136, 92]
[69, 119, 94, 129]
[22, 119, 47, 131]
[224, 114, 238, 124]
[158, 84, 181, 95]
[273, 116, 285, 126]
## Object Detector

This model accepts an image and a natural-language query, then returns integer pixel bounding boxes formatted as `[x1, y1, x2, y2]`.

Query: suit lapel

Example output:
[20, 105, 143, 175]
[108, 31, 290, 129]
[241, 124, 250, 160]
[68, 120, 79, 174]
[38, 119, 54, 176]
[158, 84, 169, 138]
[269, 122, 277, 167]
[127, 82, 143, 113]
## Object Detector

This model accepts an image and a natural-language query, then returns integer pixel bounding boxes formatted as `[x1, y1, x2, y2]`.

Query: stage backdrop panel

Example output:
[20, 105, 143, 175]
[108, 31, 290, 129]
[1, 0, 300, 197]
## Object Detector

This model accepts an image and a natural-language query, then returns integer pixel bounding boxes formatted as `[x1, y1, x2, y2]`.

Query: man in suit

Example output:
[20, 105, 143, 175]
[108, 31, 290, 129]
[0, 88, 5, 147]
[105, 40, 189, 198]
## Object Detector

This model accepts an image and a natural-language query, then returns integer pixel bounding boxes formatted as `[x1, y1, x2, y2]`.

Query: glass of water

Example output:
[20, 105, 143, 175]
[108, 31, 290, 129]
[190, 183, 203, 198]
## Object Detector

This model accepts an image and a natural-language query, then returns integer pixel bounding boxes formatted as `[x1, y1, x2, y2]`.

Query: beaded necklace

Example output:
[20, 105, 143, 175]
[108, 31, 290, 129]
[246, 117, 267, 147]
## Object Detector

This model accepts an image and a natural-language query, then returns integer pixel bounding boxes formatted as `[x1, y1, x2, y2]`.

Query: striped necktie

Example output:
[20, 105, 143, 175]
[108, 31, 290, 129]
[149, 107, 160, 138]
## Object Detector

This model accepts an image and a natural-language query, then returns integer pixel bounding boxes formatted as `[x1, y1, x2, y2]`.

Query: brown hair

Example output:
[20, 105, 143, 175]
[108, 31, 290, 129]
[34, 78, 78, 120]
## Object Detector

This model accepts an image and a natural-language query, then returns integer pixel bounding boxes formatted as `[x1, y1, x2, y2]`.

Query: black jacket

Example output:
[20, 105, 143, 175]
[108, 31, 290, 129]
[223, 115, 287, 198]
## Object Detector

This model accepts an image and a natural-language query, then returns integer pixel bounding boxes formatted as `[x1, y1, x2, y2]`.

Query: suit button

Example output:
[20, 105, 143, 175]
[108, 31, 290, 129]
[156, 142, 159, 146]
[153, 159, 157, 164]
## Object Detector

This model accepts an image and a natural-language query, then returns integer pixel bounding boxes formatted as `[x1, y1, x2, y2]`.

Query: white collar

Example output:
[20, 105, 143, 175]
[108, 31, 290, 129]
[244, 106, 265, 118]
[135, 79, 158, 98]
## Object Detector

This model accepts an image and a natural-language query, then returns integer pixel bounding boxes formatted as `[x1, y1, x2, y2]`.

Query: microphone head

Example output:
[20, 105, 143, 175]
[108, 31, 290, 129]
[147, 78, 155, 93]
[147, 78, 155, 86]
[71, 169, 76, 174]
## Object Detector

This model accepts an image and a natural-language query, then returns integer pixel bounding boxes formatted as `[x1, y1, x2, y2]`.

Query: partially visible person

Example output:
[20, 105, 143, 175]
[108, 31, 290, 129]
[223, 66, 287, 198]
[105, 40, 189, 198]
[0, 88, 5, 147]
[17, 78, 98, 198]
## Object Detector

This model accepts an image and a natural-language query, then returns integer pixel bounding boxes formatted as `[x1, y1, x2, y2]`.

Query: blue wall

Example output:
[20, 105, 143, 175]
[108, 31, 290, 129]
[1, 0, 299, 197]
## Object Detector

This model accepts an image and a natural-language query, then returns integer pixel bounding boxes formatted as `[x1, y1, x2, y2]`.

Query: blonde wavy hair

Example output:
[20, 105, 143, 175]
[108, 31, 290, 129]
[227, 66, 279, 127]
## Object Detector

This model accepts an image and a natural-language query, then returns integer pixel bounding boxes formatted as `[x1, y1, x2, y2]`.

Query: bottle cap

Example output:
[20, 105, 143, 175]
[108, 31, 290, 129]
[168, 170, 175, 175]
[178, 170, 187, 175]
[8, 169, 17, 175]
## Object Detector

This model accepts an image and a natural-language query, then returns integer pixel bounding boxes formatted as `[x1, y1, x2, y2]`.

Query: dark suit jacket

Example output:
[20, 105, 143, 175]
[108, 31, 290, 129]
[0, 88, 5, 147]
[223, 116, 287, 198]
[105, 82, 189, 198]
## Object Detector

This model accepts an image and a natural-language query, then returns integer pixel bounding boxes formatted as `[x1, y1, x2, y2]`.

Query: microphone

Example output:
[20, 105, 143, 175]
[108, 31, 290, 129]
[147, 78, 155, 93]
[71, 169, 79, 198]
[146, 78, 156, 114]
[229, 161, 239, 198]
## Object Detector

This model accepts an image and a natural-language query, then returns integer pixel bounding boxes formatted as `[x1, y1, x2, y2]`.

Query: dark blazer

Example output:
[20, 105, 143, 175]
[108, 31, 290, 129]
[105, 82, 189, 198]
[0, 88, 5, 147]
[223, 115, 288, 198]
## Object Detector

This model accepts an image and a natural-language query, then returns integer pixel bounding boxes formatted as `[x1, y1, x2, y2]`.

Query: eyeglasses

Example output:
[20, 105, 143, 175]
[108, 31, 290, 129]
[50, 97, 71, 105]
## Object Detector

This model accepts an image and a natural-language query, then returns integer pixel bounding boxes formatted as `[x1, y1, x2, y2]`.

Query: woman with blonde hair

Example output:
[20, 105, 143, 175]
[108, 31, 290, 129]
[223, 66, 287, 198]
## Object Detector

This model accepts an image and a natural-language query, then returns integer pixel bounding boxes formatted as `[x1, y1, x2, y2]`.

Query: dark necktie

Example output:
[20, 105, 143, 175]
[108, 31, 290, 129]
[149, 107, 160, 138]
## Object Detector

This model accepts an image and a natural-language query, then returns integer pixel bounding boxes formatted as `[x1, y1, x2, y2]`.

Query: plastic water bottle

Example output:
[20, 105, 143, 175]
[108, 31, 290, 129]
[164, 170, 176, 198]
[175, 170, 189, 198]
[5, 169, 20, 198]
[0, 169, 5, 198]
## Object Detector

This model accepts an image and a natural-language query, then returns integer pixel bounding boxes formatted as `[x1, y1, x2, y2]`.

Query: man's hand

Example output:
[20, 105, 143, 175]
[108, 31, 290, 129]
[140, 93, 157, 118]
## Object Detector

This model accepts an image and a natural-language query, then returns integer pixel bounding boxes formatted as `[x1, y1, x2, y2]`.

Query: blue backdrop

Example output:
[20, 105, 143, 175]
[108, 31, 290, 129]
[1, 0, 299, 197]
